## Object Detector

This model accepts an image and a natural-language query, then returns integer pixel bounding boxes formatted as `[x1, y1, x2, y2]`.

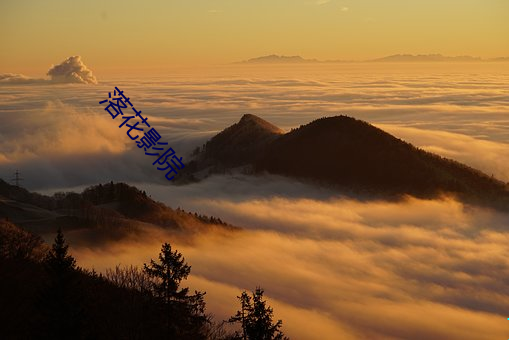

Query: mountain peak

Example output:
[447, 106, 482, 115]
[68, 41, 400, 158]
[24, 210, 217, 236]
[196, 114, 282, 168]
[237, 114, 284, 134]
[188, 114, 509, 209]
[239, 113, 261, 123]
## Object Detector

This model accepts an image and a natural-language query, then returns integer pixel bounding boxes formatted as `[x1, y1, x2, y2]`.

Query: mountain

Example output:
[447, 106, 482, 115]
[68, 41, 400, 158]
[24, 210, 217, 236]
[239, 54, 320, 64]
[236, 54, 509, 63]
[370, 54, 482, 62]
[189, 114, 509, 209]
[198, 114, 283, 170]
[0, 180, 235, 238]
[488, 57, 509, 62]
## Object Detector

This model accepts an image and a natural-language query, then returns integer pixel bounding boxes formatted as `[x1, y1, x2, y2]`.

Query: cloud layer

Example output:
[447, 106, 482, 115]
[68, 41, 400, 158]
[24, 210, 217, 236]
[3, 63, 509, 339]
[68, 184, 509, 340]
[2, 63, 509, 188]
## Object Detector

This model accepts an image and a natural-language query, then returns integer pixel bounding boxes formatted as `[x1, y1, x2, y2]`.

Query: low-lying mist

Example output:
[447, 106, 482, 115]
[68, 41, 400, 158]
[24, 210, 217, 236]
[2, 63, 509, 189]
[68, 179, 509, 340]
[3, 63, 509, 339]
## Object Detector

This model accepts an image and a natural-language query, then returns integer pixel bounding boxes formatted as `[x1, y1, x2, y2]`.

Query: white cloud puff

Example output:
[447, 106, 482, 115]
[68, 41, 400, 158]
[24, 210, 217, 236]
[47, 56, 97, 84]
[0, 55, 97, 84]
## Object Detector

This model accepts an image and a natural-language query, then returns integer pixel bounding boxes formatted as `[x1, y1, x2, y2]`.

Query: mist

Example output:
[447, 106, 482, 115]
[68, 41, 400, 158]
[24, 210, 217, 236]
[3, 63, 509, 339]
[68, 186, 509, 340]
[2, 63, 509, 189]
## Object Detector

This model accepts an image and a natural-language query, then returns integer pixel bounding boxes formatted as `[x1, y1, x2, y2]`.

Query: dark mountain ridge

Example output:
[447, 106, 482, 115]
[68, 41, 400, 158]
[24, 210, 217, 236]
[0, 180, 234, 237]
[190, 114, 509, 210]
[192, 113, 283, 172]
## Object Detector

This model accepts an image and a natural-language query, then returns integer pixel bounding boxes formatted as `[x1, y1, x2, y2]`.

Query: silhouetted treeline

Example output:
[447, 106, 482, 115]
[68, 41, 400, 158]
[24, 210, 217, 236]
[175, 207, 228, 226]
[0, 180, 234, 236]
[0, 222, 287, 340]
[0, 224, 209, 339]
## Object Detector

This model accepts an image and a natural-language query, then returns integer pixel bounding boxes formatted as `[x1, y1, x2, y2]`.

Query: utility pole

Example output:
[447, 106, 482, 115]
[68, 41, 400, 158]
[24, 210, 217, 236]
[11, 170, 23, 187]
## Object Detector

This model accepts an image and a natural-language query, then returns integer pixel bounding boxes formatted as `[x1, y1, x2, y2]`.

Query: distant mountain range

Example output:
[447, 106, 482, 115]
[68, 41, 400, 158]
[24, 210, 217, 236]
[238, 55, 321, 64]
[238, 54, 509, 64]
[186, 114, 509, 210]
[371, 54, 482, 62]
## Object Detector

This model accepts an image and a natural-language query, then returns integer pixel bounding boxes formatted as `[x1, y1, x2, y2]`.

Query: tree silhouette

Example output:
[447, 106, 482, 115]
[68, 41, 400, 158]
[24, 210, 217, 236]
[45, 228, 76, 274]
[40, 228, 84, 339]
[144, 242, 207, 339]
[229, 288, 288, 340]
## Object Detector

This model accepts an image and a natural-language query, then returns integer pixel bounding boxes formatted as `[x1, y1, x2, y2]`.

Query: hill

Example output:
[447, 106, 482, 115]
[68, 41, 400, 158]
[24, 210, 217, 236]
[0, 180, 235, 239]
[0, 220, 211, 339]
[197, 113, 282, 170]
[190, 114, 509, 209]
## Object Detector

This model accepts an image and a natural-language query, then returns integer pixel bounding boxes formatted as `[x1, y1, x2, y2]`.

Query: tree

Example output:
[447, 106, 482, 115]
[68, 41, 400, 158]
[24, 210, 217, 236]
[45, 228, 76, 274]
[105, 264, 152, 292]
[229, 288, 288, 340]
[144, 242, 208, 339]
[40, 228, 84, 339]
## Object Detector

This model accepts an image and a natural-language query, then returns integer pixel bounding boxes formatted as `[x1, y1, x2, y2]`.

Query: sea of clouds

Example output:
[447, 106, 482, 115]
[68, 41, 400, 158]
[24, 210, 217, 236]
[71, 190, 509, 339]
[1, 61, 509, 188]
[2, 58, 509, 339]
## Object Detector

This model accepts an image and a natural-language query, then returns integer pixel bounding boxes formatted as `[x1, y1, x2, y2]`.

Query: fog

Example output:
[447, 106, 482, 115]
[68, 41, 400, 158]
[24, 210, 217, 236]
[2, 62, 509, 339]
[70, 189, 509, 340]
[1, 63, 509, 188]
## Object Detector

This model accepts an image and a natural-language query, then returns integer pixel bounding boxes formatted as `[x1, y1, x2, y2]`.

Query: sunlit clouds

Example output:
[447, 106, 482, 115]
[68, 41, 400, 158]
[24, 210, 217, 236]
[1, 63, 508, 188]
[2, 0, 509, 337]
[47, 56, 97, 84]
[2, 63, 509, 339]
[70, 192, 509, 340]
[0, 100, 127, 163]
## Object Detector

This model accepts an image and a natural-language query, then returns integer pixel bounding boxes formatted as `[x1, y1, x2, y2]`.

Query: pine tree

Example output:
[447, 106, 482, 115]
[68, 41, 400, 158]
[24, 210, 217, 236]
[40, 228, 84, 340]
[230, 291, 251, 340]
[45, 228, 76, 275]
[229, 288, 288, 340]
[144, 242, 207, 339]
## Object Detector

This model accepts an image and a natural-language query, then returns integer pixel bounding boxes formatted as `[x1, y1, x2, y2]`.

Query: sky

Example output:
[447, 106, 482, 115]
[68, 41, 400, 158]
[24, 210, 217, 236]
[1, 0, 508, 75]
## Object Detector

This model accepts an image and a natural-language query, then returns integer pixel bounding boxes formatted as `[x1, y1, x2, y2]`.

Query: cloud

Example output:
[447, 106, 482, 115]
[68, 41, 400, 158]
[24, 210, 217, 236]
[0, 100, 127, 162]
[47, 56, 97, 84]
[67, 185, 509, 340]
[2, 63, 509, 192]
[0, 98, 145, 190]
[0, 73, 45, 84]
[0, 55, 97, 84]
[377, 124, 509, 181]
[2, 57, 507, 340]
[341, 6, 349, 11]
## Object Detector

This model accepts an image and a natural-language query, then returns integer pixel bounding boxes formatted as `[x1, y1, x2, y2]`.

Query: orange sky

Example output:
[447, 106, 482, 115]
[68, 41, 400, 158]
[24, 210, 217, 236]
[1, 0, 508, 75]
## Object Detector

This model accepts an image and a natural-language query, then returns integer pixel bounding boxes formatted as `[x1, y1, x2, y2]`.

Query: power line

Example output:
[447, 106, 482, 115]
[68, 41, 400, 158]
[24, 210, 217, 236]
[11, 170, 23, 187]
